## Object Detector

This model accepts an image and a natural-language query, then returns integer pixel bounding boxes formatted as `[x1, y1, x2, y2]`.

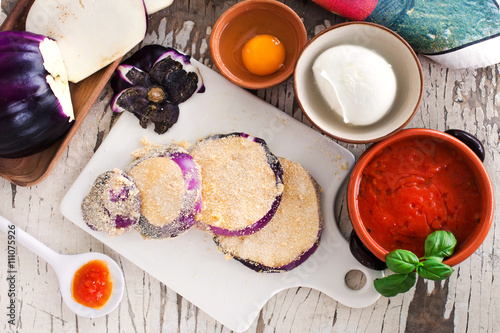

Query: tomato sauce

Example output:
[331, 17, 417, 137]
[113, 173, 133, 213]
[358, 137, 482, 257]
[72, 260, 112, 308]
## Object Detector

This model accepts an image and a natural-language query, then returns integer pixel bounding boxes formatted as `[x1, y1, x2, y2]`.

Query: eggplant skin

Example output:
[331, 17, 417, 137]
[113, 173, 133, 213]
[110, 45, 204, 134]
[0, 31, 73, 158]
[214, 236, 321, 273]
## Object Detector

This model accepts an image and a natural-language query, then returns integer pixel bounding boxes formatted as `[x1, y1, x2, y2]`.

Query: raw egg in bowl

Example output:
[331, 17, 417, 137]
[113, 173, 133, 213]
[210, 0, 307, 89]
[294, 22, 423, 143]
[347, 129, 494, 267]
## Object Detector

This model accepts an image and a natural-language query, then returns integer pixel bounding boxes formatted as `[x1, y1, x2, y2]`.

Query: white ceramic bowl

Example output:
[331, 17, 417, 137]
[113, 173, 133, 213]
[294, 22, 423, 143]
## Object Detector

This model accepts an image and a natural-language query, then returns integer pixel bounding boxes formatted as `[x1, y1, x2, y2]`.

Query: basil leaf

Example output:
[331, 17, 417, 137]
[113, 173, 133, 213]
[423, 256, 444, 263]
[424, 230, 457, 259]
[416, 259, 454, 281]
[386, 250, 419, 274]
[374, 272, 417, 297]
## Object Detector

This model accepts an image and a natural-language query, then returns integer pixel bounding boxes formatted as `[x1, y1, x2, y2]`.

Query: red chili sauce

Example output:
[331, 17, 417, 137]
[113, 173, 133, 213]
[357, 137, 482, 257]
[72, 260, 112, 309]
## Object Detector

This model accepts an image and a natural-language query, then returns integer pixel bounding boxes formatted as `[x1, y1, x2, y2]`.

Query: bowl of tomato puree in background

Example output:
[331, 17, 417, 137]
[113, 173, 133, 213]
[209, 0, 307, 89]
[348, 128, 494, 267]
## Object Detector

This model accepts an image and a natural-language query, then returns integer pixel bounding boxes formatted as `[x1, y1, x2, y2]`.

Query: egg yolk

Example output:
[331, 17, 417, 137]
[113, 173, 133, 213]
[242, 34, 285, 76]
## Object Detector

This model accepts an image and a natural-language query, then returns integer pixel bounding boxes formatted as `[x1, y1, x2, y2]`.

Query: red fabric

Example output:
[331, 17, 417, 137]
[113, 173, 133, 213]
[312, 0, 378, 21]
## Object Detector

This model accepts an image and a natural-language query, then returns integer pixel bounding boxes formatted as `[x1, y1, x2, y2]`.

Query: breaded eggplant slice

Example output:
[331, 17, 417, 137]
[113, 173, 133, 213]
[214, 158, 323, 272]
[189, 133, 284, 236]
[82, 168, 141, 236]
[128, 143, 202, 239]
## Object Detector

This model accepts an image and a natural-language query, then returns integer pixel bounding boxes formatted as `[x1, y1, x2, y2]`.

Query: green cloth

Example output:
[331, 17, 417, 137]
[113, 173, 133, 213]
[366, 0, 500, 54]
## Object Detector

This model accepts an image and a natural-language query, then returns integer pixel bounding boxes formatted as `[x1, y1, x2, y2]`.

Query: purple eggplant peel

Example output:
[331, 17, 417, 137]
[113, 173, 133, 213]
[111, 45, 205, 134]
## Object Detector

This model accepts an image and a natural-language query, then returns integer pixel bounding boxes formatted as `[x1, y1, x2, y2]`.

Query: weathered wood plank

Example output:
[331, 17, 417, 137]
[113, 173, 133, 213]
[1, 0, 499, 332]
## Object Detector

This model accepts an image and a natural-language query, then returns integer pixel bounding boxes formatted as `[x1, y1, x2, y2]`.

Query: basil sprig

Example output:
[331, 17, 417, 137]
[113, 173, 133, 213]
[374, 231, 457, 297]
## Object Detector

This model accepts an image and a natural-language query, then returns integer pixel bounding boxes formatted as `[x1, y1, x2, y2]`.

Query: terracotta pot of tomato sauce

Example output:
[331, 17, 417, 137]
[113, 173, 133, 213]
[347, 128, 494, 269]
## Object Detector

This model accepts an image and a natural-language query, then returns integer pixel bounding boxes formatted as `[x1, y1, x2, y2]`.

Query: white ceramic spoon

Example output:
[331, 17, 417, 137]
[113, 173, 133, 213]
[0, 215, 125, 318]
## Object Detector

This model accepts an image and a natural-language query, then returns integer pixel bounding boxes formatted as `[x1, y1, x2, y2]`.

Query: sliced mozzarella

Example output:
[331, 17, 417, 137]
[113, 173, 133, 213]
[26, 0, 147, 83]
[312, 45, 397, 126]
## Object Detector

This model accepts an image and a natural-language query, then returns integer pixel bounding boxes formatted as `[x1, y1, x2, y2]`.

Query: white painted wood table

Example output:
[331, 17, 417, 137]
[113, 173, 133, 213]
[1, 0, 499, 332]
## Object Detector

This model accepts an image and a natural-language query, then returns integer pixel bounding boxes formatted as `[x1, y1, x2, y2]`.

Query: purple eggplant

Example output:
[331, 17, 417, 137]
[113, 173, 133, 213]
[110, 45, 205, 134]
[0, 31, 74, 158]
[190, 133, 284, 236]
[214, 158, 323, 272]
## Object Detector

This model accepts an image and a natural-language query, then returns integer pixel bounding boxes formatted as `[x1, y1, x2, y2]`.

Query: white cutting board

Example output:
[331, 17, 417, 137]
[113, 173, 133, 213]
[60, 61, 382, 332]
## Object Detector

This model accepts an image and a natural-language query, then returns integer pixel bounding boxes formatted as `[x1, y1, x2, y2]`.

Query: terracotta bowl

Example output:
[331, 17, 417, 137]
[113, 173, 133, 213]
[209, 0, 307, 89]
[347, 129, 494, 267]
[294, 22, 423, 143]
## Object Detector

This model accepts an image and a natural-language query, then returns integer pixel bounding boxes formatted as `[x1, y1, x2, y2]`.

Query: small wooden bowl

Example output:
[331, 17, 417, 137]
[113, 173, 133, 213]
[0, 0, 120, 187]
[347, 128, 495, 267]
[209, 0, 307, 89]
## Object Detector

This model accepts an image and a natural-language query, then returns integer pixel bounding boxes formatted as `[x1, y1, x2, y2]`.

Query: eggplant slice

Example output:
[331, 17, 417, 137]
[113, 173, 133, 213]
[82, 169, 141, 236]
[26, 0, 147, 83]
[190, 133, 284, 236]
[214, 158, 323, 272]
[128, 143, 202, 239]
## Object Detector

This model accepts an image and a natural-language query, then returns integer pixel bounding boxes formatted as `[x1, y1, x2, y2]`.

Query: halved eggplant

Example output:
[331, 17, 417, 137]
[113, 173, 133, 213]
[214, 158, 323, 272]
[82, 169, 142, 236]
[128, 143, 202, 239]
[0, 31, 74, 158]
[190, 133, 284, 236]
